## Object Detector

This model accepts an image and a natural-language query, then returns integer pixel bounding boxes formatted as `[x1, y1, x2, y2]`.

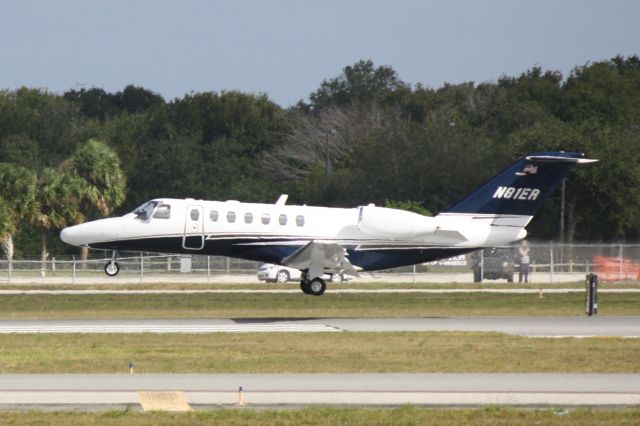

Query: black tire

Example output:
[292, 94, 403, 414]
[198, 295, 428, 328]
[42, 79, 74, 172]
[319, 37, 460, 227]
[308, 278, 326, 296]
[104, 261, 120, 277]
[276, 270, 290, 283]
[300, 280, 310, 294]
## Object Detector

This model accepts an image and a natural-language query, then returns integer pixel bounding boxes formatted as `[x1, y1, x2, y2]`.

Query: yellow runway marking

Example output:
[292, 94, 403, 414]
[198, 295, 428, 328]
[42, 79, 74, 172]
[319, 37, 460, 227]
[138, 391, 191, 411]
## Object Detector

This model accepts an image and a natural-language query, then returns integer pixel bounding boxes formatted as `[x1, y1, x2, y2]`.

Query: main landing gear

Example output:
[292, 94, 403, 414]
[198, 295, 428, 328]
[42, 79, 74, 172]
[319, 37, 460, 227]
[104, 251, 120, 277]
[300, 273, 326, 296]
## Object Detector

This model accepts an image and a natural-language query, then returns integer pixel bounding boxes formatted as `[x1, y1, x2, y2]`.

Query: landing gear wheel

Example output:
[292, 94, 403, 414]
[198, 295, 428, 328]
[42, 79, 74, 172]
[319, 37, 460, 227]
[276, 270, 290, 283]
[300, 280, 311, 294]
[104, 261, 120, 277]
[308, 278, 326, 296]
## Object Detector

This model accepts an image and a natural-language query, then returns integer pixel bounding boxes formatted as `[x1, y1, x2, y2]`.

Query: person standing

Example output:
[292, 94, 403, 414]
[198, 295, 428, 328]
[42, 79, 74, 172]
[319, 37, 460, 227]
[518, 242, 530, 283]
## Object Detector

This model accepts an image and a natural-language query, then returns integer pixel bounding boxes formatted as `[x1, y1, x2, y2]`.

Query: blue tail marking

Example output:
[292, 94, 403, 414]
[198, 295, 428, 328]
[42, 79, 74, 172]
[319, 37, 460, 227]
[445, 151, 589, 216]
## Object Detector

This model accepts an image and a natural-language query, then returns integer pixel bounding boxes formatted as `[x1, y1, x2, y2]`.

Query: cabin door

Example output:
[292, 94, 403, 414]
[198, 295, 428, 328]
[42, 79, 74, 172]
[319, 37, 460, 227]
[183, 205, 205, 250]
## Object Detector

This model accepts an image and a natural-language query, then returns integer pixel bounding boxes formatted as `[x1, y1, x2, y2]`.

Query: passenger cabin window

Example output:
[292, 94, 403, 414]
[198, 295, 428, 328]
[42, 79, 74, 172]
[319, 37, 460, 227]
[244, 212, 253, 224]
[153, 204, 171, 219]
[227, 211, 236, 223]
[261, 213, 270, 225]
[279, 214, 287, 226]
[210, 210, 219, 222]
[190, 209, 200, 221]
[296, 215, 305, 227]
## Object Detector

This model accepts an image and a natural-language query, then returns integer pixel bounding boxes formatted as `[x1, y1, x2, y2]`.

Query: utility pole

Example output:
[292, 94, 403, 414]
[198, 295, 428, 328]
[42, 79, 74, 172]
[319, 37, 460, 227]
[559, 178, 566, 271]
[324, 129, 335, 176]
[560, 178, 566, 243]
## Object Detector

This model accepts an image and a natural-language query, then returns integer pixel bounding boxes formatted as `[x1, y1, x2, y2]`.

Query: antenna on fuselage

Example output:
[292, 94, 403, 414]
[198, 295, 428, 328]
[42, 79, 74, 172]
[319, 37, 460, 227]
[275, 194, 288, 206]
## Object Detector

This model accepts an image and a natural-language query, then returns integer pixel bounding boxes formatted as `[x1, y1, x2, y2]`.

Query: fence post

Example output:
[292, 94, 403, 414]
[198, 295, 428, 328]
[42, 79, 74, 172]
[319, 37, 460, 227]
[8, 259, 12, 285]
[72, 256, 76, 285]
[619, 243, 623, 281]
[480, 249, 484, 282]
[207, 256, 211, 284]
[549, 245, 554, 284]
[140, 253, 144, 283]
[225, 257, 230, 274]
[585, 273, 598, 316]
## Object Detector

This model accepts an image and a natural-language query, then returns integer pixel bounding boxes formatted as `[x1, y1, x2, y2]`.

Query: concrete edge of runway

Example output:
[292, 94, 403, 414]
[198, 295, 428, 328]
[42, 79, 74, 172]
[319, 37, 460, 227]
[1, 374, 639, 410]
[0, 391, 639, 410]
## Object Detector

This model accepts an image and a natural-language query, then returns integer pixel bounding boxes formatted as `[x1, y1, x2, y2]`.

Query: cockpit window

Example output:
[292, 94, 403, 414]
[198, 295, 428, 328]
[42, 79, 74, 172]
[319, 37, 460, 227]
[133, 201, 158, 220]
[153, 203, 171, 219]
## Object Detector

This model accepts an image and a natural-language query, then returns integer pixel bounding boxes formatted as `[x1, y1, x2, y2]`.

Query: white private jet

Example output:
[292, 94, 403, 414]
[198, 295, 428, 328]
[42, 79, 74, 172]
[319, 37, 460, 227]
[61, 151, 596, 295]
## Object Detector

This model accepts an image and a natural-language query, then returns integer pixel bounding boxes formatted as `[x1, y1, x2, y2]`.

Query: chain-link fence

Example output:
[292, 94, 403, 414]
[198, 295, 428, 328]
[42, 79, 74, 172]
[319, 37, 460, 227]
[426, 243, 640, 283]
[0, 252, 262, 284]
[1, 243, 639, 284]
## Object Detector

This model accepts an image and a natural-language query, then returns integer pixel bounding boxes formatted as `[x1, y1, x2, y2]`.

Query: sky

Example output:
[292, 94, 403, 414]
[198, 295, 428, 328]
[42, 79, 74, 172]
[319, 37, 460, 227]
[1, 0, 639, 107]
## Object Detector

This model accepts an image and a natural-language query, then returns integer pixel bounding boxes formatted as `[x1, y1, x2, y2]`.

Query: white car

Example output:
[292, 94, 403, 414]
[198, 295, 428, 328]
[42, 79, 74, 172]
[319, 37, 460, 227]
[257, 264, 301, 283]
[257, 264, 349, 284]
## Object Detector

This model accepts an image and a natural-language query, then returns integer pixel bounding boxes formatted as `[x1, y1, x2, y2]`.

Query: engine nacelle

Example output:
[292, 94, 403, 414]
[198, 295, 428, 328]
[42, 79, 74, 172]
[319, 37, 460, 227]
[358, 205, 439, 238]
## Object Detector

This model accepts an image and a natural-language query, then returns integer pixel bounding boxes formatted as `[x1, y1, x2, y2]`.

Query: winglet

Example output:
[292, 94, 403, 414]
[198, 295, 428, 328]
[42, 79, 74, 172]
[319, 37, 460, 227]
[275, 194, 288, 206]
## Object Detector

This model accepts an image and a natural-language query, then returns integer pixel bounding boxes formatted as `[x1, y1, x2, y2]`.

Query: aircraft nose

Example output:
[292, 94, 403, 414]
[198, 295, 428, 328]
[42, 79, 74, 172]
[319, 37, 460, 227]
[60, 224, 85, 246]
[60, 218, 123, 247]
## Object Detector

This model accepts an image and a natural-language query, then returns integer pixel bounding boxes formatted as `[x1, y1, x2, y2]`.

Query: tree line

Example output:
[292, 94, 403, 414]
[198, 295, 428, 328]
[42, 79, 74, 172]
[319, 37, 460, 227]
[1, 55, 640, 259]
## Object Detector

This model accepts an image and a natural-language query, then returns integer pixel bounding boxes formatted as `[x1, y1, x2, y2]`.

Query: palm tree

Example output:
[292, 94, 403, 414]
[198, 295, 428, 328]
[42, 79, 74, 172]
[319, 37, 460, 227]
[35, 167, 87, 270]
[1, 140, 126, 272]
[34, 139, 127, 270]
[0, 163, 39, 262]
[63, 138, 127, 217]
[62, 139, 127, 262]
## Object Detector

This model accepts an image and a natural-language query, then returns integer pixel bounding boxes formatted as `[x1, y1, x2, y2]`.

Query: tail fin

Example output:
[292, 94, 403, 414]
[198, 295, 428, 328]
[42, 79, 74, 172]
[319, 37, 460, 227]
[445, 152, 597, 216]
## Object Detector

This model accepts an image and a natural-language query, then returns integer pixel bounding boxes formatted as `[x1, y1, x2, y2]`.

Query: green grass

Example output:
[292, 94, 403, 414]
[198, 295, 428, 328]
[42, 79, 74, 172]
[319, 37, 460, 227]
[1, 332, 639, 373]
[0, 292, 637, 319]
[1, 406, 639, 426]
[1, 280, 640, 291]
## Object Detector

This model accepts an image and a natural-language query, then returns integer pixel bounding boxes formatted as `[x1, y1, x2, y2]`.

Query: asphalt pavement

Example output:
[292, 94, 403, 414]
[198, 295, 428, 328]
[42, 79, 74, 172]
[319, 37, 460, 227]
[0, 316, 638, 337]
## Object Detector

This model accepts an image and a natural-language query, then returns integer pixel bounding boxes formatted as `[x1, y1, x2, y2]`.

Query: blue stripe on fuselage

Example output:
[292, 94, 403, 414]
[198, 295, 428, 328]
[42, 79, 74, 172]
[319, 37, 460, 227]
[90, 236, 474, 272]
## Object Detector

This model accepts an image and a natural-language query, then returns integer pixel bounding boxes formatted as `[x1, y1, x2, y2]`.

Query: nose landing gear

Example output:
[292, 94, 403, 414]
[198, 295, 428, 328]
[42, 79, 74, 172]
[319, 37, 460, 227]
[104, 251, 120, 277]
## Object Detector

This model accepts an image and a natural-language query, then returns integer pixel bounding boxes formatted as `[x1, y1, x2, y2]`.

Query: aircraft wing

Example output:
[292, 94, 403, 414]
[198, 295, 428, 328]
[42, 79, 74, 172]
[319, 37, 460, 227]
[281, 242, 361, 277]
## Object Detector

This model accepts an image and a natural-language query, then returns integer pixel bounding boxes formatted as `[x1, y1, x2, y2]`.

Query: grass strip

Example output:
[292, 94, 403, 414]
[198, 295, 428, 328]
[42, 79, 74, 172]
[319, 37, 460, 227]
[0, 292, 638, 319]
[1, 406, 639, 426]
[1, 332, 639, 373]
[2, 281, 640, 291]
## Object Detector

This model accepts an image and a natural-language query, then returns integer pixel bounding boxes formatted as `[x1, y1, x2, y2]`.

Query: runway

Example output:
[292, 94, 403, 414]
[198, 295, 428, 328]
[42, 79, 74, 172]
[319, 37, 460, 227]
[3, 317, 638, 410]
[0, 316, 639, 337]
[0, 373, 639, 408]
